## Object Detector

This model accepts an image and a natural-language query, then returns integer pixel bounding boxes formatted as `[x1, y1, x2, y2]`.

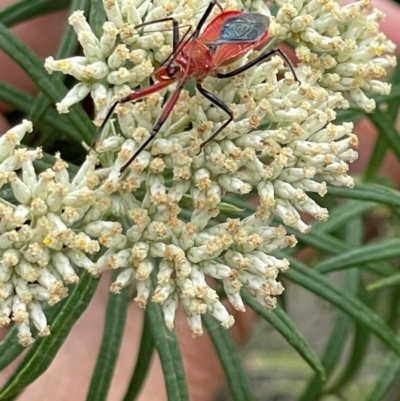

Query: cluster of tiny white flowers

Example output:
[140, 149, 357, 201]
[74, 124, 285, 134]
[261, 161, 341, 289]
[1, 0, 393, 343]
[0, 121, 128, 345]
[271, 0, 396, 112]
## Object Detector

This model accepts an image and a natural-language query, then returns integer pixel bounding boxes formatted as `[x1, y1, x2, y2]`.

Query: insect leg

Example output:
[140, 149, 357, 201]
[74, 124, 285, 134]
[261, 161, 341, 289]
[135, 17, 182, 53]
[196, 83, 233, 152]
[163, 0, 223, 74]
[93, 79, 174, 147]
[120, 83, 184, 173]
[141, 0, 222, 70]
[217, 48, 299, 82]
[193, 0, 224, 39]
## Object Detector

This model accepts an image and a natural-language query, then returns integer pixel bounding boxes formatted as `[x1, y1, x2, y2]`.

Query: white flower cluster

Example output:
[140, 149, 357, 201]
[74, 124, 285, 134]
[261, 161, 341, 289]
[2, 0, 393, 343]
[0, 121, 126, 345]
[271, 0, 396, 112]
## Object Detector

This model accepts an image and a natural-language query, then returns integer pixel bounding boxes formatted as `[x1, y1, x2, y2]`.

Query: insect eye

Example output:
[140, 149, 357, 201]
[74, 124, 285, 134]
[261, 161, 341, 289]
[167, 65, 179, 77]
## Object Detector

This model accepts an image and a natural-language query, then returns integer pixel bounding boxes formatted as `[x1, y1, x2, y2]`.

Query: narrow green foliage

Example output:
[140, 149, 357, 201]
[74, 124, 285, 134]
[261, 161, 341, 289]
[86, 273, 129, 401]
[90, 0, 107, 37]
[147, 273, 189, 401]
[0, 22, 94, 144]
[243, 294, 325, 379]
[0, 273, 99, 399]
[0, 0, 72, 27]
[203, 314, 254, 401]
[122, 311, 154, 401]
[28, 0, 92, 144]
[283, 257, 400, 357]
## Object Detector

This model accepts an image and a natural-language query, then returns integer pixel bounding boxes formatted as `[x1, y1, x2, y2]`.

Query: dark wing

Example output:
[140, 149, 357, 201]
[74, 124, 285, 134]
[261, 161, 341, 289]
[199, 11, 270, 66]
[215, 13, 269, 44]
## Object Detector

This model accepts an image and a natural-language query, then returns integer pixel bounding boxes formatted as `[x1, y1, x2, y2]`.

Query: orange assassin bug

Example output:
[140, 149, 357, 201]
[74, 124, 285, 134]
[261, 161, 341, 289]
[97, 0, 297, 173]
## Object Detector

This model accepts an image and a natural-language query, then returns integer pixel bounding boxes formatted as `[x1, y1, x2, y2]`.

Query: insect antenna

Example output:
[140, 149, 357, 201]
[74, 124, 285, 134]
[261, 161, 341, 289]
[132, 17, 192, 69]
[134, 24, 192, 35]
[92, 102, 119, 147]
[160, 25, 193, 69]
[91, 19, 190, 147]
[163, 0, 224, 71]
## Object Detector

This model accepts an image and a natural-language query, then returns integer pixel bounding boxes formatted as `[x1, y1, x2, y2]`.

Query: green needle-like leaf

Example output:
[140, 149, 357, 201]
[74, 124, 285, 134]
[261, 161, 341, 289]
[311, 200, 376, 233]
[0, 296, 69, 371]
[86, 273, 129, 401]
[326, 183, 400, 208]
[366, 341, 400, 401]
[298, 299, 353, 401]
[0, 22, 94, 144]
[147, 281, 189, 401]
[203, 314, 254, 401]
[123, 310, 154, 401]
[0, 80, 73, 138]
[368, 108, 400, 164]
[90, 0, 107, 38]
[0, 0, 71, 27]
[28, 0, 91, 145]
[315, 239, 400, 273]
[364, 134, 390, 182]
[323, 220, 372, 393]
[0, 272, 99, 399]
[365, 61, 400, 181]
[243, 294, 325, 379]
[328, 316, 372, 392]
[283, 257, 400, 357]
[368, 273, 400, 291]
[0, 328, 24, 371]
[292, 228, 347, 255]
